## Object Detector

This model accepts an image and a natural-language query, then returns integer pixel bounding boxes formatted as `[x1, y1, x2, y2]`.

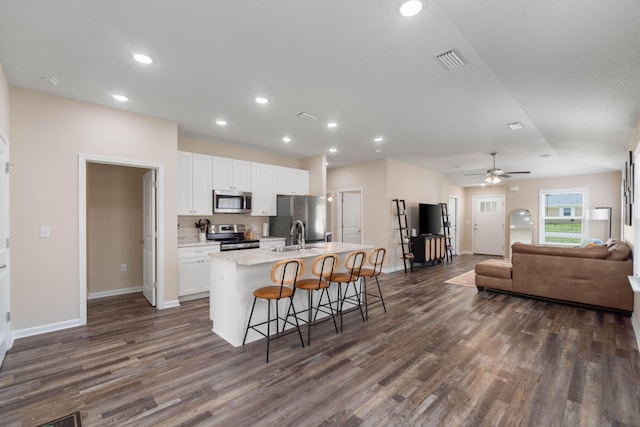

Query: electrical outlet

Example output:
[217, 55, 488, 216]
[121, 264, 127, 272]
[40, 226, 51, 238]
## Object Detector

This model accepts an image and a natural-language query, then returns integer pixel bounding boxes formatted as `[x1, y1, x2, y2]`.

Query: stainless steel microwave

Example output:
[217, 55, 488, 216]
[213, 190, 252, 214]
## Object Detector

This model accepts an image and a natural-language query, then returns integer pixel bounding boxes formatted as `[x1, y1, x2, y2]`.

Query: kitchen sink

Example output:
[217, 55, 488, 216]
[266, 243, 327, 252]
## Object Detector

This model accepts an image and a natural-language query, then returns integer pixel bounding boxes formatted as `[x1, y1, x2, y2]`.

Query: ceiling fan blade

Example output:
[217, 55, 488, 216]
[504, 171, 531, 174]
[501, 174, 512, 179]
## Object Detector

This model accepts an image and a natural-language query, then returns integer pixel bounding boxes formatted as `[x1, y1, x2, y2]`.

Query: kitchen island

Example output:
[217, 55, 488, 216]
[209, 242, 373, 347]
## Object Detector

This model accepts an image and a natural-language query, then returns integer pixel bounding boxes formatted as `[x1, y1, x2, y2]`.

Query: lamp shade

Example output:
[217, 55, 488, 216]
[589, 208, 610, 220]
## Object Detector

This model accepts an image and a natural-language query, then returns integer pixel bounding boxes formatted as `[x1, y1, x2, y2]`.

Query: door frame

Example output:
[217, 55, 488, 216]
[0, 130, 10, 365]
[78, 154, 165, 325]
[337, 188, 363, 243]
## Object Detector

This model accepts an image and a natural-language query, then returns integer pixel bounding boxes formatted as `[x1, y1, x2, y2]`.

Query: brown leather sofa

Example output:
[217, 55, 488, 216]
[508, 241, 633, 314]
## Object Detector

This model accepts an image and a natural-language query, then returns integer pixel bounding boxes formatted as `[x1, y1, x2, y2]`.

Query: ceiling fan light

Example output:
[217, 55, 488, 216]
[485, 175, 501, 184]
[399, 0, 423, 17]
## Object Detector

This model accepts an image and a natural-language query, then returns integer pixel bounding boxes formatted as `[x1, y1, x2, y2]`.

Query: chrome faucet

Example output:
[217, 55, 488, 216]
[290, 220, 305, 247]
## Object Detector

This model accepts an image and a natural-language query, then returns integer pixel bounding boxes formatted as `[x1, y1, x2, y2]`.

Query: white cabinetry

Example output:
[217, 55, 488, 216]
[177, 151, 213, 215]
[276, 167, 309, 195]
[212, 156, 251, 192]
[178, 245, 220, 298]
[259, 239, 286, 250]
[250, 163, 277, 216]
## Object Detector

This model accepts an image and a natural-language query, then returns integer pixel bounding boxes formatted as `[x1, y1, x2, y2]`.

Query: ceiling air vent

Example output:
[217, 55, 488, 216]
[434, 49, 467, 71]
[296, 111, 319, 121]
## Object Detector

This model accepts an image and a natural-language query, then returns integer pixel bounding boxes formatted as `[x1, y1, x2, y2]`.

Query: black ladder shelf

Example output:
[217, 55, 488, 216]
[393, 199, 414, 273]
[439, 202, 454, 262]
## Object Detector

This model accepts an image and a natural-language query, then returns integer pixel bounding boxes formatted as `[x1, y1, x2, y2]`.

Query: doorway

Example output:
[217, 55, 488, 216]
[338, 189, 362, 243]
[472, 195, 505, 256]
[79, 155, 164, 325]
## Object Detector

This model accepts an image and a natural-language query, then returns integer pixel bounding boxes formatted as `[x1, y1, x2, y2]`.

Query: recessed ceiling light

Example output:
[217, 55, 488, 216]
[40, 75, 59, 86]
[133, 53, 153, 64]
[374, 149, 383, 153]
[327, 122, 338, 128]
[255, 97, 269, 104]
[374, 137, 384, 143]
[399, 0, 423, 17]
[215, 119, 227, 126]
[506, 122, 524, 130]
[329, 147, 337, 153]
[282, 136, 292, 143]
[112, 94, 128, 102]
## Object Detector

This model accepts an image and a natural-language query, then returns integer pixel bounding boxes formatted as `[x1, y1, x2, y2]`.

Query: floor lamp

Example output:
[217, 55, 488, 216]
[591, 207, 612, 240]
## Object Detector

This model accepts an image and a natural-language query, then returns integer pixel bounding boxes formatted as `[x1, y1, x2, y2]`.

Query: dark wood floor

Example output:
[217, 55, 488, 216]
[1, 254, 639, 426]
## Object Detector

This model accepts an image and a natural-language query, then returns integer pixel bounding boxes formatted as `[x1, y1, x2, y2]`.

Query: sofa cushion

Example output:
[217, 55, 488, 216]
[607, 242, 632, 260]
[475, 259, 512, 279]
[511, 242, 609, 259]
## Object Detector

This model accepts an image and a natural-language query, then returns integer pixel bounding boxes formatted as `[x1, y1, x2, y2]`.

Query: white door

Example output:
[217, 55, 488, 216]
[342, 191, 362, 243]
[0, 134, 10, 366]
[473, 195, 505, 256]
[142, 170, 157, 306]
[447, 196, 458, 255]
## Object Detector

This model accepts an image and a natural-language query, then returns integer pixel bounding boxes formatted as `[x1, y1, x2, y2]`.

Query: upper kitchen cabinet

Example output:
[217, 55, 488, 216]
[276, 166, 309, 195]
[212, 156, 251, 192]
[250, 162, 277, 216]
[177, 151, 213, 215]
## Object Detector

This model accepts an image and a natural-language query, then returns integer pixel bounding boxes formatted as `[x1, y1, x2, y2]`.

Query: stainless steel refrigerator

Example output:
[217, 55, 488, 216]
[269, 195, 326, 244]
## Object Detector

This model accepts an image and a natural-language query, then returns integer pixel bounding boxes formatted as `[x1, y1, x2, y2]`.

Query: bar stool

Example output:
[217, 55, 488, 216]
[331, 249, 367, 331]
[356, 247, 387, 320]
[242, 258, 305, 363]
[294, 254, 339, 345]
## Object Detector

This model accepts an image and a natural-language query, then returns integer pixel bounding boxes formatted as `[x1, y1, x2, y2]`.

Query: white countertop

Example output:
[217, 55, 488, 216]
[209, 242, 373, 266]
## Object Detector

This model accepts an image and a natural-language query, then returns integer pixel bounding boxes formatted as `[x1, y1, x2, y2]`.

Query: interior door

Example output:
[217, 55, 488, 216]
[342, 191, 362, 243]
[0, 134, 9, 366]
[142, 170, 157, 306]
[472, 195, 505, 256]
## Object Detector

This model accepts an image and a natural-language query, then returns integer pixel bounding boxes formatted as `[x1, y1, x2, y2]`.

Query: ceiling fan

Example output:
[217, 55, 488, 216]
[464, 152, 531, 183]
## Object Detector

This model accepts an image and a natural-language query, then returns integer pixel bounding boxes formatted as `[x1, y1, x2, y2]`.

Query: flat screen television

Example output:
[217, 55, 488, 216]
[418, 203, 441, 235]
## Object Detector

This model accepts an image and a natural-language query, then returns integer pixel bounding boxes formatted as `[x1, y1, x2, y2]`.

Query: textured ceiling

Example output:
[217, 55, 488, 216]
[1, 0, 639, 186]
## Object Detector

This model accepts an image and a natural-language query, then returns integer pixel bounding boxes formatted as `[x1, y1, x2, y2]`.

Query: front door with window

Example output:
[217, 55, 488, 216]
[472, 195, 505, 256]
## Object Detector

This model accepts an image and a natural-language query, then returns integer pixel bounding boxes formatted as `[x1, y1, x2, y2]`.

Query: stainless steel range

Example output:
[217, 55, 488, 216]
[206, 224, 259, 251]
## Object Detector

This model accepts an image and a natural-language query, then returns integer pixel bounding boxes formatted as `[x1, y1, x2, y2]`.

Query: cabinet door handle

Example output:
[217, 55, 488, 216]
[0, 265, 6, 269]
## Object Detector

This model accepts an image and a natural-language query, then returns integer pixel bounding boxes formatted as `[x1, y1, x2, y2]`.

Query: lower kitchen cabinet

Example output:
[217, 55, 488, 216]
[178, 245, 219, 298]
[259, 239, 286, 250]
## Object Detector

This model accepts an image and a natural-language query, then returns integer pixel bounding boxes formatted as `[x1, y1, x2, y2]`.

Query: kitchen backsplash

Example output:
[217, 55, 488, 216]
[178, 214, 270, 239]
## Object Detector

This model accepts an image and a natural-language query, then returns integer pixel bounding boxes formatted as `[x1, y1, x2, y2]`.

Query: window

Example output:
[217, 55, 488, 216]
[561, 207, 574, 217]
[480, 200, 497, 212]
[539, 189, 587, 245]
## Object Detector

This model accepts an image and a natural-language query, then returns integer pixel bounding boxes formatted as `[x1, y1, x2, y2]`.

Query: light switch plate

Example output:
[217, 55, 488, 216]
[40, 226, 51, 238]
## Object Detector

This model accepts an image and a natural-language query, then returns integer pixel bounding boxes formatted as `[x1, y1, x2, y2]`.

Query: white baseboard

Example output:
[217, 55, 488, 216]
[633, 313, 640, 356]
[179, 292, 208, 302]
[160, 299, 180, 309]
[88, 286, 143, 300]
[12, 318, 84, 340]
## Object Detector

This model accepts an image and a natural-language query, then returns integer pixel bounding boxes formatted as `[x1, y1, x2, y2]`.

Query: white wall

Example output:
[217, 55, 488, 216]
[9, 88, 178, 331]
[327, 158, 465, 270]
